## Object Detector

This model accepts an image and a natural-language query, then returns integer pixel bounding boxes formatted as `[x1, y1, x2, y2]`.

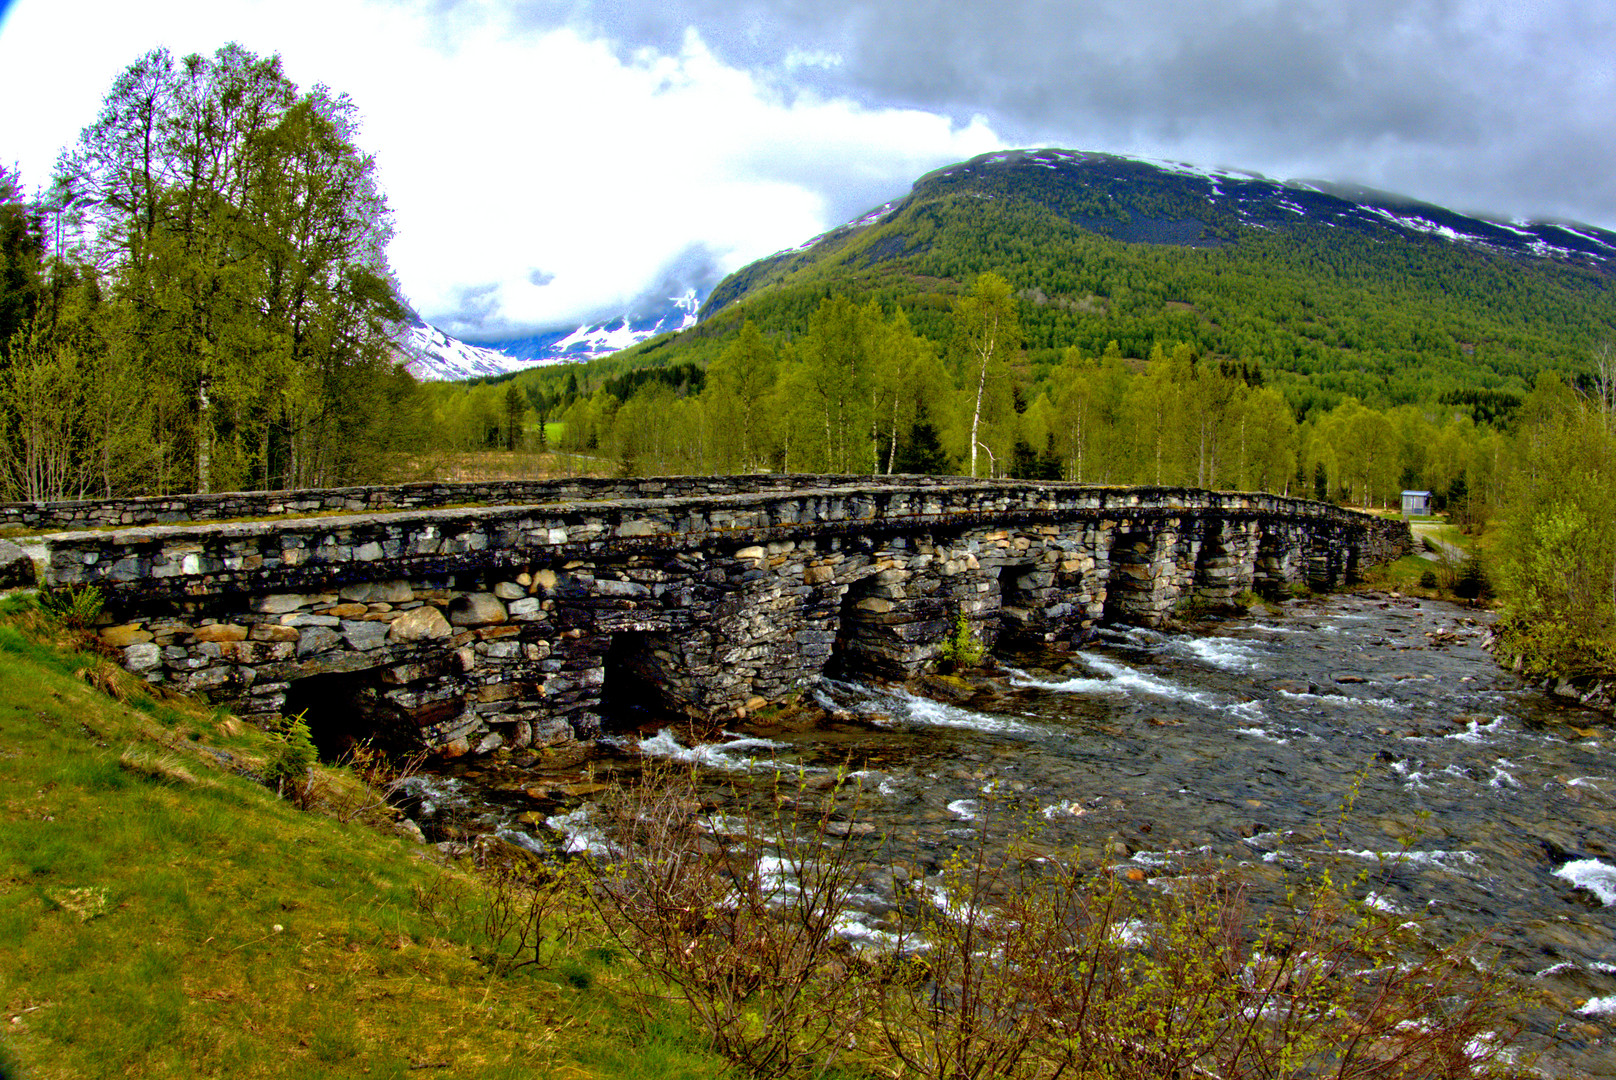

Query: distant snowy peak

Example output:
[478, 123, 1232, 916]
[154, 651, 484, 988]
[541, 289, 702, 360]
[397, 289, 706, 382]
[473, 289, 704, 368]
[396, 320, 526, 381]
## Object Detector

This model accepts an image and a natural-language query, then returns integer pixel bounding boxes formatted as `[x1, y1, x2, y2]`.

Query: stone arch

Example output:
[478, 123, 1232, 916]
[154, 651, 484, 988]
[1193, 518, 1258, 608]
[598, 628, 686, 732]
[993, 559, 1045, 646]
[828, 560, 900, 679]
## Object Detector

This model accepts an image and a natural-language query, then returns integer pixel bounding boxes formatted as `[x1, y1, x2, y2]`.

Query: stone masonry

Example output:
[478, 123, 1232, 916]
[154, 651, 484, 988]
[21, 479, 1411, 756]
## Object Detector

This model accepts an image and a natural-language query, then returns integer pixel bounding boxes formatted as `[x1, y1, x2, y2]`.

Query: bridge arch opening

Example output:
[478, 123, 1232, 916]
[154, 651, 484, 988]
[995, 561, 1042, 646]
[598, 630, 684, 734]
[1194, 524, 1239, 608]
[1253, 528, 1289, 598]
[829, 574, 900, 679]
[284, 667, 449, 758]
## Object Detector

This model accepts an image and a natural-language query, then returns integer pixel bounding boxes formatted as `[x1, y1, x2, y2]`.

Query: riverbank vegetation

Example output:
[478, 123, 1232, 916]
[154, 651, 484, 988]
[0, 595, 728, 1078]
[0, 599, 1533, 1078]
[1491, 364, 1616, 685]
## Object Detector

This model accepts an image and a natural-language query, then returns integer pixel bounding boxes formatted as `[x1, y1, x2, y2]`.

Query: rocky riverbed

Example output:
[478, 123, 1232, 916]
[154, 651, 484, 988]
[402, 590, 1616, 1077]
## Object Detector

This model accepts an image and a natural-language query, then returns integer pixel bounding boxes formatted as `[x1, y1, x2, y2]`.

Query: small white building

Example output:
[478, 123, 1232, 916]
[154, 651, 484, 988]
[1401, 490, 1432, 516]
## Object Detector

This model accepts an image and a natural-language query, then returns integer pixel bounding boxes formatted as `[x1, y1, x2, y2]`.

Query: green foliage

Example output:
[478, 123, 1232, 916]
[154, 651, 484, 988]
[1, 45, 416, 500]
[35, 585, 103, 630]
[262, 711, 317, 801]
[1493, 369, 1616, 679]
[0, 604, 735, 1080]
[937, 609, 987, 670]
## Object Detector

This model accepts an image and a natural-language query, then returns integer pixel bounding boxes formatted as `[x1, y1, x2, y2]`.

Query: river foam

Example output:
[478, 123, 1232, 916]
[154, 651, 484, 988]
[1554, 858, 1616, 906]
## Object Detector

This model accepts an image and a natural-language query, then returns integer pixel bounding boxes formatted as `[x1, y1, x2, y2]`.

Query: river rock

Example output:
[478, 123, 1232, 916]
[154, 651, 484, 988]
[341, 620, 390, 651]
[339, 580, 413, 603]
[191, 623, 248, 643]
[124, 642, 161, 671]
[297, 626, 341, 657]
[102, 624, 153, 647]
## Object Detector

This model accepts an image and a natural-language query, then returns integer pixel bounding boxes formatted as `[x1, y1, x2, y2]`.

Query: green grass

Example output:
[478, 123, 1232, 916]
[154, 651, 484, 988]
[0, 602, 726, 1079]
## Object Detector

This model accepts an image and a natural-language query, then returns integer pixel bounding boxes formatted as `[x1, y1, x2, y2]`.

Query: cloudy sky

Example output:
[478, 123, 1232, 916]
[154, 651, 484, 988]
[1, 0, 1611, 340]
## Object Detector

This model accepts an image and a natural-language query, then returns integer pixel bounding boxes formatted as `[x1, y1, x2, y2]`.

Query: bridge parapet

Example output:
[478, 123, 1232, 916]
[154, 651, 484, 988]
[31, 479, 1410, 757]
[41, 482, 1400, 599]
[2, 473, 985, 534]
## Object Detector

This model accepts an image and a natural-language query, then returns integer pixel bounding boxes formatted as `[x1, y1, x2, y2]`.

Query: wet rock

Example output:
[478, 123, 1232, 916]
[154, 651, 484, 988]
[824, 821, 877, 837]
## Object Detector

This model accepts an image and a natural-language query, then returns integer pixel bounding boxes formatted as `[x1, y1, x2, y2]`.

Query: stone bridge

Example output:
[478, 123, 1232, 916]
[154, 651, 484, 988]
[14, 477, 1409, 756]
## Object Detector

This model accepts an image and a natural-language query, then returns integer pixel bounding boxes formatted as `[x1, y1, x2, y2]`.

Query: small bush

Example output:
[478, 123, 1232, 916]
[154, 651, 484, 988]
[262, 712, 317, 803]
[470, 841, 581, 974]
[937, 609, 986, 671]
[1419, 569, 1439, 589]
[1455, 557, 1493, 601]
[582, 767, 873, 1079]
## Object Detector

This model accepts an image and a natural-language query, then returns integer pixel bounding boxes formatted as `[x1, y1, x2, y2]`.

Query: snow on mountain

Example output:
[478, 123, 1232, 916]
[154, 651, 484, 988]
[465, 289, 704, 367]
[396, 289, 705, 382]
[396, 319, 528, 381]
[995, 152, 1613, 265]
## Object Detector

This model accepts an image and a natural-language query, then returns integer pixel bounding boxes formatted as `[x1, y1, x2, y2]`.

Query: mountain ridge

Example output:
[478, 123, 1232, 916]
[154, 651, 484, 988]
[700, 148, 1616, 323]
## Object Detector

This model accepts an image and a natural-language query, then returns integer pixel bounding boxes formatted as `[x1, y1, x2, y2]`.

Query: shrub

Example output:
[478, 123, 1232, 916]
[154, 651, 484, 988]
[36, 584, 104, 630]
[577, 774, 1532, 1080]
[580, 767, 872, 1079]
[937, 609, 986, 671]
[1455, 557, 1493, 601]
[262, 712, 317, 803]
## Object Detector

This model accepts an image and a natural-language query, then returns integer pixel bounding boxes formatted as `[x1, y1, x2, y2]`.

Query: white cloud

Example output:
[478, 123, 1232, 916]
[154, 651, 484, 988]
[0, 0, 1003, 336]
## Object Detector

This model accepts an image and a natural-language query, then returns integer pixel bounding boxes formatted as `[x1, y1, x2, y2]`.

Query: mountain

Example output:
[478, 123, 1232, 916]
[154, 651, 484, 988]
[647, 147, 1616, 410]
[703, 149, 1616, 318]
[395, 317, 529, 381]
[477, 289, 703, 365]
[397, 290, 705, 382]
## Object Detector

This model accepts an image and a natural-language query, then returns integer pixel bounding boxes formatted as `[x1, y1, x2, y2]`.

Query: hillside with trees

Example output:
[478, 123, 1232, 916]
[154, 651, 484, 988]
[439, 150, 1615, 518]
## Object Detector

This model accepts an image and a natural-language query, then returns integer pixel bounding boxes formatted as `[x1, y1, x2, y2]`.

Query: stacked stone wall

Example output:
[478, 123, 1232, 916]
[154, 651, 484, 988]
[26, 480, 1411, 755]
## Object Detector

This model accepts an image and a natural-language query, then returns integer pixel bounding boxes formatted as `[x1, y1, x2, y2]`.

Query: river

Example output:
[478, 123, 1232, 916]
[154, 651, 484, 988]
[402, 590, 1616, 1077]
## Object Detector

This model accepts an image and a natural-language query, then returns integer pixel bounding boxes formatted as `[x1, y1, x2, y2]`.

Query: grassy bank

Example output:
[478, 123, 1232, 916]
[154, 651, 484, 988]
[0, 599, 721, 1080]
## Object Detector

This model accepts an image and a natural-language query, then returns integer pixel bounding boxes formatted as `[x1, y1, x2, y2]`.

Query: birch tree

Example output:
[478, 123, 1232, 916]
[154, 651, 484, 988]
[951, 273, 1020, 478]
